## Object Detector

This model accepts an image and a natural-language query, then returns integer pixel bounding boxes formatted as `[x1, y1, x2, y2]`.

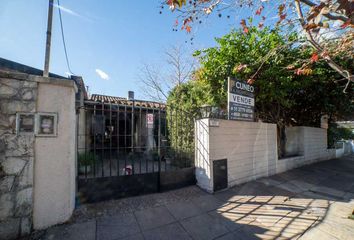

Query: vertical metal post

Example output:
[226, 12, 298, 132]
[76, 106, 82, 181]
[93, 104, 96, 177]
[180, 110, 183, 167]
[145, 109, 148, 174]
[124, 105, 127, 175]
[175, 108, 178, 167]
[157, 104, 161, 191]
[82, 107, 87, 178]
[184, 112, 187, 167]
[152, 108, 155, 172]
[109, 103, 112, 177]
[101, 103, 104, 177]
[43, 0, 54, 77]
[131, 101, 135, 174]
[169, 107, 172, 171]
[139, 105, 142, 174]
[158, 105, 161, 163]
[164, 109, 167, 172]
[117, 105, 120, 176]
[131, 101, 135, 152]
[227, 77, 231, 120]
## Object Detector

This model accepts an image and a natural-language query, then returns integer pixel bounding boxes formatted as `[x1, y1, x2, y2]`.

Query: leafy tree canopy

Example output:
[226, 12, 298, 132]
[328, 123, 354, 147]
[168, 27, 353, 128]
[162, 0, 354, 92]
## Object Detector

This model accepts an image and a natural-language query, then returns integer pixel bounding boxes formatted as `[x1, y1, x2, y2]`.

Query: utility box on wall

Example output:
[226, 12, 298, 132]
[16, 112, 58, 137]
[16, 113, 35, 134]
[213, 159, 228, 192]
[36, 113, 57, 137]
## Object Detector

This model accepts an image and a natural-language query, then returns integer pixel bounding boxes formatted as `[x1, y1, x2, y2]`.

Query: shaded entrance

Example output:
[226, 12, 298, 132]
[76, 95, 196, 203]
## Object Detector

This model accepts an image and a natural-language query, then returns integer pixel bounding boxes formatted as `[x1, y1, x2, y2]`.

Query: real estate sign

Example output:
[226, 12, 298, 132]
[228, 77, 255, 121]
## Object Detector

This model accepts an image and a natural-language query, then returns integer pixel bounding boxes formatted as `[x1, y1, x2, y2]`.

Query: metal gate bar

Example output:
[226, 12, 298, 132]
[77, 101, 196, 203]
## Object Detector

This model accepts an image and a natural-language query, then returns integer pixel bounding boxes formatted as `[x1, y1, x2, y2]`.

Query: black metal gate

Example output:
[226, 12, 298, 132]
[76, 100, 196, 203]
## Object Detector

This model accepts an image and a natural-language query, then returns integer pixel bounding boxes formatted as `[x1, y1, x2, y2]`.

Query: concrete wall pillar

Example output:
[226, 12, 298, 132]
[195, 119, 212, 192]
[33, 81, 77, 230]
[195, 119, 277, 192]
[0, 71, 77, 238]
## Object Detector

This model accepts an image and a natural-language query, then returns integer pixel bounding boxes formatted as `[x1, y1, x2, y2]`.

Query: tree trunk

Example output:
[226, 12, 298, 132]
[277, 124, 287, 158]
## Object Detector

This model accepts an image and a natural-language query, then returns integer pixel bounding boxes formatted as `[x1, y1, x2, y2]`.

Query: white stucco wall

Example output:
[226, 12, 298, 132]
[195, 119, 277, 190]
[33, 82, 76, 229]
[210, 120, 277, 187]
[195, 120, 336, 192]
[277, 127, 335, 173]
[285, 127, 303, 156]
[195, 119, 212, 192]
[335, 141, 353, 158]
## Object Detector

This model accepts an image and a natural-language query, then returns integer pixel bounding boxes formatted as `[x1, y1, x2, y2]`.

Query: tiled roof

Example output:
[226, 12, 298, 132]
[89, 94, 166, 109]
[91, 94, 126, 102]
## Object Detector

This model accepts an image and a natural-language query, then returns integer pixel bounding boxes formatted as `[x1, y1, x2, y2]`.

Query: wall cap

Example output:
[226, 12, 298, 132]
[0, 70, 78, 93]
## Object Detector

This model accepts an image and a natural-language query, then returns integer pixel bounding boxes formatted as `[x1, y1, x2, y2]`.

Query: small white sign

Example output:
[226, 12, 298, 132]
[229, 93, 255, 107]
[147, 113, 154, 128]
[209, 119, 220, 127]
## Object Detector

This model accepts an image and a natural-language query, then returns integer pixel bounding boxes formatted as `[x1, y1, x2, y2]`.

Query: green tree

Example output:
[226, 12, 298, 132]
[164, 0, 354, 92]
[168, 27, 353, 157]
[328, 123, 354, 148]
[166, 80, 212, 157]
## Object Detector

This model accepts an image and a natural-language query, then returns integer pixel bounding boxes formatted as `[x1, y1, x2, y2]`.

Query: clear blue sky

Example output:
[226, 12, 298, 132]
[0, 0, 259, 99]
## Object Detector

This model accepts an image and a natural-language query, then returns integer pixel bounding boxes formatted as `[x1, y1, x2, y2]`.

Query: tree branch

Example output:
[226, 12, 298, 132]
[298, 0, 350, 23]
[295, 0, 353, 93]
[138, 45, 195, 101]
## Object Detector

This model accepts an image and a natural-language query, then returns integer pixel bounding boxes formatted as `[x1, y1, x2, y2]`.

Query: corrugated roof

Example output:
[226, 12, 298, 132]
[89, 94, 166, 109]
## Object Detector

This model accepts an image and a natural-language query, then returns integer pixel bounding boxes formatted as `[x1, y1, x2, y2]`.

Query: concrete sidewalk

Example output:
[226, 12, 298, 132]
[26, 155, 354, 240]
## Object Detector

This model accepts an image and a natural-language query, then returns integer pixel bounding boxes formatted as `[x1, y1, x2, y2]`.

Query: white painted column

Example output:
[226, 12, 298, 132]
[33, 81, 76, 229]
[195, 119, 213, 192]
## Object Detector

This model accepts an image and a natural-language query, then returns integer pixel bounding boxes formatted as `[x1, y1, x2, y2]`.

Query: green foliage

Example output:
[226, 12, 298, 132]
[167, 80, 214, 113]
[78, 152, 96, 167]
[167, 27, 353, 156]
[328, 123, 354, 148]
[169, 27, 353, 127]
[166, 81, 210, 156]
[194, 27, 296, 109]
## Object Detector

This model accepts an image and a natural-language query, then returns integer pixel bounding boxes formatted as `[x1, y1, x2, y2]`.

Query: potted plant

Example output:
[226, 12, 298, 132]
[78, 152, 95, 174]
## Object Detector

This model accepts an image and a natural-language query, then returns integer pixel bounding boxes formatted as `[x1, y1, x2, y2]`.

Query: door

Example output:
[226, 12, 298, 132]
[213, 159, 228, 192]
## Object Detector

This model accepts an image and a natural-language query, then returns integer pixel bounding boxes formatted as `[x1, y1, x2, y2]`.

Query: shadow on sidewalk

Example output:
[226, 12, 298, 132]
[24, 155, 354, 240]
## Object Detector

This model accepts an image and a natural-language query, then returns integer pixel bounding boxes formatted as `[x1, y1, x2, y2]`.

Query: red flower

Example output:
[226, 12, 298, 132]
[310, 53, 319, 63]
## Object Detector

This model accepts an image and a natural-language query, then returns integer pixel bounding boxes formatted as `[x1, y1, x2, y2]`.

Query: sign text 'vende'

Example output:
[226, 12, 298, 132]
[228, 77, 255, 121]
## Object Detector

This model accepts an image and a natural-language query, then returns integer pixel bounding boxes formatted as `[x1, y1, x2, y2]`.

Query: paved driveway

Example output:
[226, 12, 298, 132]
[28, 155, 354, 240]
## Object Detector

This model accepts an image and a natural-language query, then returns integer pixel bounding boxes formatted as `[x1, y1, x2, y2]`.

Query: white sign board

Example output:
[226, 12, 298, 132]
[146, 113, 154, 128]
[229, 93, 255, 107]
